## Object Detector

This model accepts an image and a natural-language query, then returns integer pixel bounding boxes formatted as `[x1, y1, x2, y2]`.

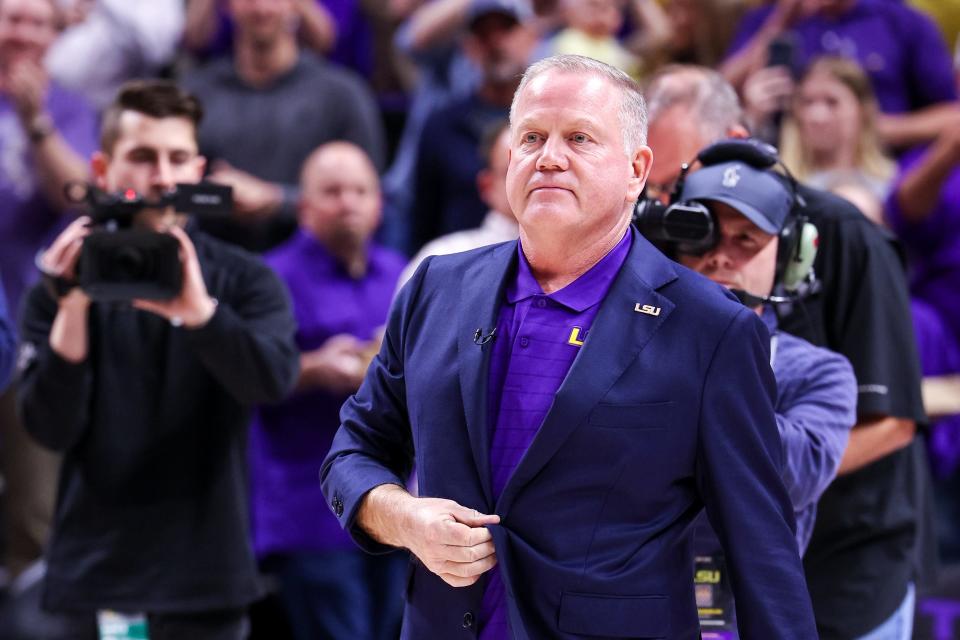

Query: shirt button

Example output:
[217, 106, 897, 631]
[519, 336, 529, 348]
[536, 298, 546, 308]
[462, 611, 475, 628]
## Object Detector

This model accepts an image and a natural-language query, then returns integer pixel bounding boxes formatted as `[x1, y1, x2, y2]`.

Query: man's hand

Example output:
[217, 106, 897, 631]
[40, 216, 91, 284]
[299, 334, 368, 393]
[742, 65, 795, 128]
[4, 58, 50, 126]
[208, 161, 283, 221]
[358, 484, 501, 587]
[132, 226, 217, 329]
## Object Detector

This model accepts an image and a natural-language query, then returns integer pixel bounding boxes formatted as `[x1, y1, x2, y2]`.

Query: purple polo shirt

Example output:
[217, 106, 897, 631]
[479, 229, 633, 639]
[249, 229, 405, 557]
[727, 0, 957, 114]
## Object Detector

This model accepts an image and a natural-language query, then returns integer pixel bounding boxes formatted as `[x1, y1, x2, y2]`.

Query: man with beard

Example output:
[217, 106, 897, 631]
[406, 0, 534, 253]
[182, 0, 385, 253]
[250, 142, 407, 639]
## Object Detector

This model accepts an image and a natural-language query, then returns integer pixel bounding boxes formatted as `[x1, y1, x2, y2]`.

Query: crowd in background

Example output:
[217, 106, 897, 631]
[1, 0, 959, 638]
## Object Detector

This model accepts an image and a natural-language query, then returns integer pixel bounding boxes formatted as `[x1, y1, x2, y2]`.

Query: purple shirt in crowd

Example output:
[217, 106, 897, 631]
[886, 148, 960, 478]
[727, 0, 957, 114]
[478, 229, 633, 639]
[0, 84, 97, 318]
[249, 230, 405, 557]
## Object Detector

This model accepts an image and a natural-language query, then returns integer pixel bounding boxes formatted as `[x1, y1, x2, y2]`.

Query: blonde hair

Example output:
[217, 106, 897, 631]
[780, 56, 894, 184]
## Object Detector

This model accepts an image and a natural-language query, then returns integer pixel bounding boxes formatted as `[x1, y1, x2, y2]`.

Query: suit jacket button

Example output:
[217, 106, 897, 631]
[462, 611, 475, 628]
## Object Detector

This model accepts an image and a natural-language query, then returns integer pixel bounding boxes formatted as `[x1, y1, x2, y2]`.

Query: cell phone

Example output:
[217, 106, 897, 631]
[767, 35, 796, 73]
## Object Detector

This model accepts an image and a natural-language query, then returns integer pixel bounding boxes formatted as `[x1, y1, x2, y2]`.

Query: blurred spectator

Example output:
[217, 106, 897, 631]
[646, 66, 928, 640]
[16, 80, 299, 640]
[778, 56, 896, 225]
[398, 118, 516, 287]
[44, 0, 184, 111]
[885, 123, 960, 561]
[536, 0, 672, 78]
[0, 282, 12, 392]
[654, 0, 745, 69]
[380, 0, 489, 251]
[0, 0, 96, 590]
[183, 0, 338, 66]
[405, 0, 532, 253]
[181, 0, 386, 252]
[722, 0, 960, 150]
[251, 141, 406, 640]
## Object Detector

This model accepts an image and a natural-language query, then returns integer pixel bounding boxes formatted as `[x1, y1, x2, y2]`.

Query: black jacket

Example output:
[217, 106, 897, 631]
[17, 229, 299, 613]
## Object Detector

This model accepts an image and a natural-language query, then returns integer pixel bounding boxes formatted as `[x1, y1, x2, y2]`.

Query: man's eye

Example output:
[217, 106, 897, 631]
[523, 133, 539, 143]
[572, 133, 588, 143]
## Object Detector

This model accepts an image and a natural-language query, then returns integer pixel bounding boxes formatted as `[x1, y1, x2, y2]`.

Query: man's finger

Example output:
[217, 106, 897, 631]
[441, 539, 496, 564]
[439, 552, 498, 579]
[450, 504, 500, 527]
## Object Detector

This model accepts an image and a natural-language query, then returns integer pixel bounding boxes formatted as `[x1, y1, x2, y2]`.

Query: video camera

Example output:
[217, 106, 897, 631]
[61, 182, 232, 301]
[632, 139, 788, 256]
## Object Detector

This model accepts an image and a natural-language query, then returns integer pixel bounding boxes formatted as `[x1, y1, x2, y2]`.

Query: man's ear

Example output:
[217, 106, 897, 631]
[90, 152, 109, 190]
[626, 146, 654, 202]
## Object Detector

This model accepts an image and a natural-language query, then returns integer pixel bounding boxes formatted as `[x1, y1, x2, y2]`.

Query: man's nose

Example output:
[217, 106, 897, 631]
[151, 157, 175, 191]
[535, 136, 568, 171]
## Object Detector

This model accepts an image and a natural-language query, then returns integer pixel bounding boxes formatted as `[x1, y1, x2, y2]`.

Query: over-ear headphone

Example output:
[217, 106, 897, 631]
[634, 138, 819, 303]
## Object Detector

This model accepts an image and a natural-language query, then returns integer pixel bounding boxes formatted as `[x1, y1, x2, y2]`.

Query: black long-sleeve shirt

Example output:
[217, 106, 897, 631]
[17, 229, 299, 613]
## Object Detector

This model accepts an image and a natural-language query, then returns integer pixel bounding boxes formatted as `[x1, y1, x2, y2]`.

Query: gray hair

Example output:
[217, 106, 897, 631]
[644, 65, 743, 141]
[509, 54, 648, 153]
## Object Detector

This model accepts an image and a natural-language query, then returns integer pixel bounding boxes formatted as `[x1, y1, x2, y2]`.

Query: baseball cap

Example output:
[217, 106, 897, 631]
[468, 0, 524, 29]
[678, 161, 793, 234]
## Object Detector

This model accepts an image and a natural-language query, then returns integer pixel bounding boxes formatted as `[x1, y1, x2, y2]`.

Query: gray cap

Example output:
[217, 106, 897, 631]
[679, 161, 793, 234]
[468, 0, 524, 29]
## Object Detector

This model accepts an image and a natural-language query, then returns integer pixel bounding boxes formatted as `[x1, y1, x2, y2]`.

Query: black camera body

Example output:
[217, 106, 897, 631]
[72, 183, 233, 301]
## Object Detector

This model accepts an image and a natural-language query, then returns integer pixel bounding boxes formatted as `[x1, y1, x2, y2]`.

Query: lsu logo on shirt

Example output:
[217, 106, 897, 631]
[567, 326, 586, 347]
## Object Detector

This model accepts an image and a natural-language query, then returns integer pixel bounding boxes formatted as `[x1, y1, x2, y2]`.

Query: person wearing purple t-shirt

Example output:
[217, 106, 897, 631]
[251, 142, 406, 639]
[885, 123, 960, 563]
[0, 0, 97, 589]
[723, 0, 960, 151]
[322, 55, 815, 639]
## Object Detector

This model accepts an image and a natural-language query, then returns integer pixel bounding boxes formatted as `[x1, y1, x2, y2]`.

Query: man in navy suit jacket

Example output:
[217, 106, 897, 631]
[321, 54, 817, 639]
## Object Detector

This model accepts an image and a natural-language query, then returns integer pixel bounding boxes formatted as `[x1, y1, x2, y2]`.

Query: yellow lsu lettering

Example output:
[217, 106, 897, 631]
[567, 327, 585, 347]
[694, 570, 721, 584]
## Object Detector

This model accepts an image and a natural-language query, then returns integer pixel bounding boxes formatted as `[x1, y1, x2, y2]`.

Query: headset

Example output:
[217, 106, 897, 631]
[633, 138, 819, 306]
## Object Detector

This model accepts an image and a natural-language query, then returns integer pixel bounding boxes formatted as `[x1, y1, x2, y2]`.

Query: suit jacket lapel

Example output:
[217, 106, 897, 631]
[457, 242, 518, 509]
[496, 234, 678, 514]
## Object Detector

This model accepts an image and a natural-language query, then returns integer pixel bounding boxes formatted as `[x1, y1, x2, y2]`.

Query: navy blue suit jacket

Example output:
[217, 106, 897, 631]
[322, 231, 817, 639]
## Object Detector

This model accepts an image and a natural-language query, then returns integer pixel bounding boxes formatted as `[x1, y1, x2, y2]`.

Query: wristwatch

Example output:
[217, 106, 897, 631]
[26, 113, 55, 144]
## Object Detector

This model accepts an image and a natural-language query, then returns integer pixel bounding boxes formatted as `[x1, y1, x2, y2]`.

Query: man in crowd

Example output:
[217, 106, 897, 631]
[182, 0, 385, 252]
[398, 118, 518, 288]
[250, 141, 406, 639]
[670, 155, 856, 634]
[0, 0, 98, 588]
[645, 65, 928, 640]
[405, 0, 533, 253]
[322, 54, 816, 639]
[17, 80, 299, 639]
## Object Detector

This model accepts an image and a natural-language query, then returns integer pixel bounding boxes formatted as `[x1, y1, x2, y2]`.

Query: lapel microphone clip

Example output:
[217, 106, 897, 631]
[473, 327, 497, 346]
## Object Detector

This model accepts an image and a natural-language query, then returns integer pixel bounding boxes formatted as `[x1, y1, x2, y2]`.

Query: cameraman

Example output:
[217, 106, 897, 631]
[668, 156, 857, 635]
[16, 80, 299, 639]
